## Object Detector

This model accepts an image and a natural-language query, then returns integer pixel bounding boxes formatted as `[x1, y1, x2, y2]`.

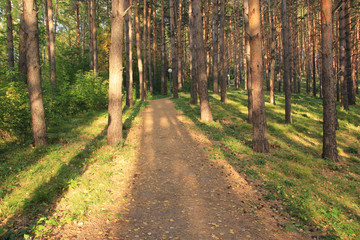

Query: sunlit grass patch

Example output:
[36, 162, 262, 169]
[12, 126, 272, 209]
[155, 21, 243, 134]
[0, 100, 146, 239]
[173, 89, 360, 239]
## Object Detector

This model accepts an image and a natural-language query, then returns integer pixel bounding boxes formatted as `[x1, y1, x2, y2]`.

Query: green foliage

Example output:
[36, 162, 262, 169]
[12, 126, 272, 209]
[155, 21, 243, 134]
[0, 81, 31, 141]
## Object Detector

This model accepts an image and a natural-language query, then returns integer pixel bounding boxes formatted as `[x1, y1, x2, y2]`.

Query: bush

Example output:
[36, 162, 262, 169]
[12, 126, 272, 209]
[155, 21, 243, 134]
[0, 81, 31, 141]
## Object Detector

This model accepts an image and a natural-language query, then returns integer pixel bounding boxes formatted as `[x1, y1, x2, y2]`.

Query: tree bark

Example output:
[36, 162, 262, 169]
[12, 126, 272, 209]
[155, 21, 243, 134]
[219, 0, 227, 103]
[177, 0, 183, 92]
[269, 1, 276, 105]
[321, 0, 338, 162]
[212, 0, 219, 94]
[76, 1, 81, 53]
[345, 0, 354, 104]
[19, 10, 27, 82]
[189, 1, 198, 105]
[92, 0, 98, 73]
[108, 0, 125, 145]
[45, 0, 57, 91]
[125, 0, 133, 107]
[24, 0, 48, 146]
[89, 0, 94, 70]
[339, 1, 348, 110]
[161, 0, 166, 95]
[147, 3, 152, 94]
[191, 0, 213, 121]
[244, 0, 252, 123]
[312, 10, 317, 97]
[6, 0, 15, 70]
[249, 0, 269, 153]
[169, 0, 178, 98]
[135, 0, 145, 101]
[282, 0, 292, 124]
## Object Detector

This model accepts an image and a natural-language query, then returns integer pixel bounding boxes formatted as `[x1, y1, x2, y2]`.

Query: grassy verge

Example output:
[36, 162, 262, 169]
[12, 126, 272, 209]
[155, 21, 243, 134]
[0, 100, 147, 239]
[172, 89, 359, 239]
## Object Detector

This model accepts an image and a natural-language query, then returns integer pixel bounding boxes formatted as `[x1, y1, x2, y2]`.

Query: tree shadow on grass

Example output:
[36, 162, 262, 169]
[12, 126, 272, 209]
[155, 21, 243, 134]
[2, 101, 146, 239]
[0, 111, 104, 204]
[2, 128, 107, 238]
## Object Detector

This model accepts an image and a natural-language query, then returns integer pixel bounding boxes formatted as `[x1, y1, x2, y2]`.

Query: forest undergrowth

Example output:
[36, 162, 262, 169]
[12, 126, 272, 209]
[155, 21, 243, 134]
[173, 89, 359, 240]
[0, 99, 147, 239]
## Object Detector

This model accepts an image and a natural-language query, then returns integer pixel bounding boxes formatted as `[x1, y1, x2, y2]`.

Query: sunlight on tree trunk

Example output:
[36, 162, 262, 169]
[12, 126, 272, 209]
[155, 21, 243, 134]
[108, 0, 125, 145]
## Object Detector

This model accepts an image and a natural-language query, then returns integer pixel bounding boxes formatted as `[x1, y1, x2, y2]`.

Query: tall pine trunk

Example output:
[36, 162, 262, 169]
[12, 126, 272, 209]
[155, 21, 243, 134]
[6, 0, 15, 70]
[321, 0, 338, 162]
[269, 1, 276, 105]
[125, 0, 133, 107]
[282, 0, 292, 124]
[161, 0, 166, 95]
[169, 0, 178, 98]
[244, 0, 252, 123]
[45, 0, 57, 91]
[212, 0, 219, 94]
[108, 0, 125, 145]
[339, 1, 348, 110]
[24, 0, 48, 146]
[219, 0, 227, 103]
[135, 1, 145, 101]
[191, 0, 213, 121]
[249, 0, 269, 153]
[189, 1, 197, 105]
[19, 10, 27, 82]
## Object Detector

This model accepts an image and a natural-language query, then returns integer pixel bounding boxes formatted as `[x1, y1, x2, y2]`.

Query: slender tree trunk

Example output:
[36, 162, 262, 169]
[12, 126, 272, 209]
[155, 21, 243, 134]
[24, 0, 48, 146]
[19, 10, 27, 82]
[147, 3, 152, 94]
[6, 0, 15, 70]
[312, 10, 317, 97]
[219, 0, 227, 103]
[152, 3, 157, 94]
[345, 0, 354, 104]
[249, 0, 269, 153]
[189, 1, 198, 105]
[339, 1, 348, 110]
[177, 0, 183, 92]
[169, 0, 178, 98]
[76, 1, 81, 53]
[212, 0, 219, 94]
[321, 0, 338, 162]
[306, 0, 311, 94]
[269, 1, 276, 105]
[108, 0, 125, 145]
[282, 0, 292, 124]
[143, 0, 148, 97]
[161, 0, 166, 95]
[89, 0, 94, 70]
[135, 0, 145, 101]
[191, 0, 213, 121]
[125, 0, 133, 107]
[244, 0, 252, 123]
[92, 0, 98, 73]
[45, 0, 56, 91]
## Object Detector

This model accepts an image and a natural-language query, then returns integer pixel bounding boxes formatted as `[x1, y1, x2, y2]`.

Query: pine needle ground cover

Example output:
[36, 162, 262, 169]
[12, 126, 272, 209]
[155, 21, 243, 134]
[173, 89, 359, 239]
[0, 100, 147, 239]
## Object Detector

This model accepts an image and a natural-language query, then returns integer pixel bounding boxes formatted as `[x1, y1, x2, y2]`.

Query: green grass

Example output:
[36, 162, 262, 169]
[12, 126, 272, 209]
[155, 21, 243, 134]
[0, 100, 147, 239]
[172, 89, 360, 239]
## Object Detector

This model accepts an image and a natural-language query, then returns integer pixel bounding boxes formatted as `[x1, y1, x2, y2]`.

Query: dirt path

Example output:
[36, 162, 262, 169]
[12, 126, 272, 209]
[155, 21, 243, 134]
[54, 98, 310, 239]
[111, 98, 309, 240]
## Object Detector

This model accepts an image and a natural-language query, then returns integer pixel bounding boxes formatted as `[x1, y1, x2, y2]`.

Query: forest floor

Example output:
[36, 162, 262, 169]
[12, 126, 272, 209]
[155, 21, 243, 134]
[51, 98, 310, 239]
